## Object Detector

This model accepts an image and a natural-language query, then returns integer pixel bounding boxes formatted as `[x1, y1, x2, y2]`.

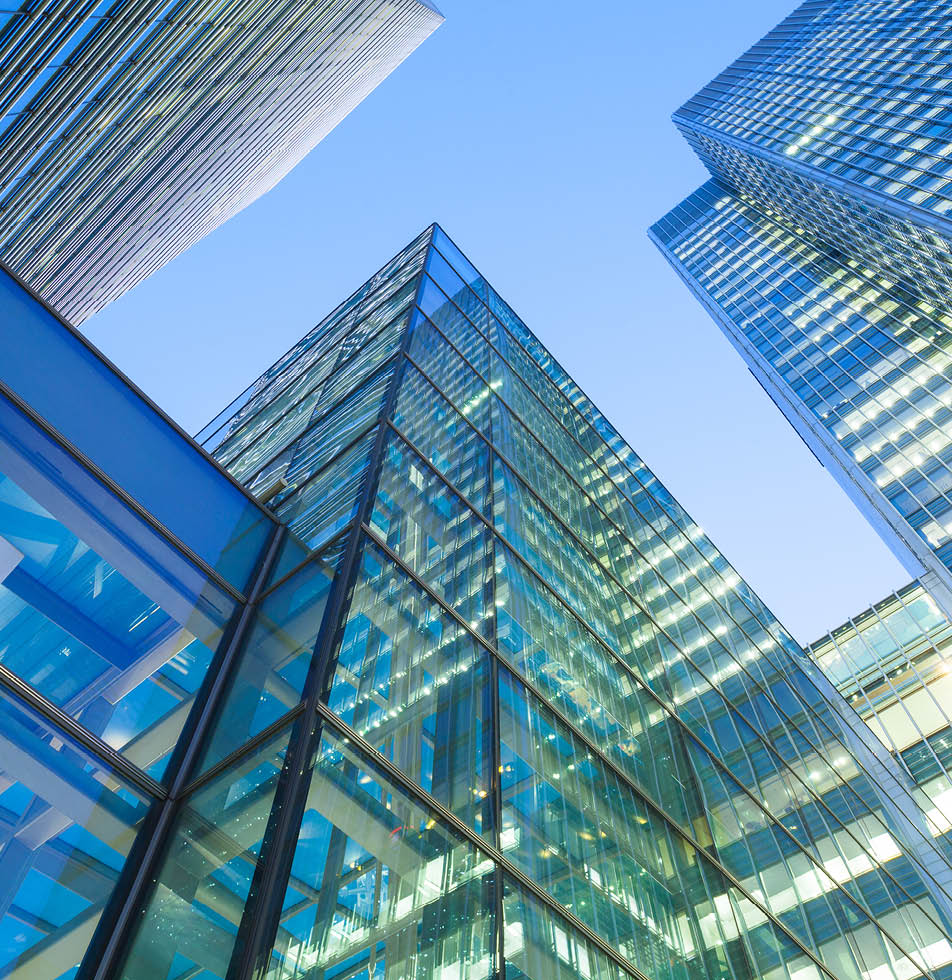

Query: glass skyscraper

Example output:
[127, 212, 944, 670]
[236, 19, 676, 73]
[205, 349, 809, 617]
[652, 2, 952, 621]
[10, 222, 952, 980]
[0, 0, 441, 323]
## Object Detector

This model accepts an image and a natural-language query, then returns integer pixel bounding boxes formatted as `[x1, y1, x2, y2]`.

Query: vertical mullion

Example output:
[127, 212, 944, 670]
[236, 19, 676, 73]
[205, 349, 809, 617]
[226, 234, 435, 980]
[85, 518, 287, 980]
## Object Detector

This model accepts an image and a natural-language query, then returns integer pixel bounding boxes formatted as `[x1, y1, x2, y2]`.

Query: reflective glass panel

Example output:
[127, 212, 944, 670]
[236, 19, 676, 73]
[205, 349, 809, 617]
[117, 727, 291, 979]
[261, 725, 496, 980]
[0, 688, 152, 980]
[326, 535, 494, 836]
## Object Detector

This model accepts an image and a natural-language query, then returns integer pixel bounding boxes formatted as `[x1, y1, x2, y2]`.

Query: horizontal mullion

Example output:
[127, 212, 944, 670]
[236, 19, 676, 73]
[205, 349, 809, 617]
[0, 662, 166, 800]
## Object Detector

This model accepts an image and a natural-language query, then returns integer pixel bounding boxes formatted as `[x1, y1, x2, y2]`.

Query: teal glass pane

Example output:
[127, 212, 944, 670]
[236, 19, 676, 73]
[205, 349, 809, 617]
[0, 688, 152, 980]
[117, 727, 291, 979]
[407, 317, 491, 436]
[0, 431, 236, 781]
[326, 535, 494, 836]
[200, 544, 343, 772]
[272, 428, 377, 551]
[393, 362, 492, 513]
[371, 432, 494, 638]
[497, 667, 815, 980]
[261, 725, 496, 979]
[502, 877, 634, 980]
[494, 544, 700, 829]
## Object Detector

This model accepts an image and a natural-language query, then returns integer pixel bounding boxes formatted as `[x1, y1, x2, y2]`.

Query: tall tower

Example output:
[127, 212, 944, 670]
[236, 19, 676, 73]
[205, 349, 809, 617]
[0, 0, 442, 323]
[122, 226, 952, 980]
[652, 2, 952, 620]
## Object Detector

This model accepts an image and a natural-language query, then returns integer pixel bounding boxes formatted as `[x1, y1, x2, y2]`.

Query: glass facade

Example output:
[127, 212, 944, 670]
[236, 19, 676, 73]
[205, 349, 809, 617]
[0, 0, 441, 323]
[652, 2, 952, 622]
[12, 223, 952, 978]
[810, 582, 952, 827]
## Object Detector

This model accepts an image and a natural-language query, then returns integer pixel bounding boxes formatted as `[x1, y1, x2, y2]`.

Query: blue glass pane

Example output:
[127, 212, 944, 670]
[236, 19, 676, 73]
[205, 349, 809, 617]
[0, 269, 272, 589]
[0, 688, 151, 979]
[0, 392, 236, 779]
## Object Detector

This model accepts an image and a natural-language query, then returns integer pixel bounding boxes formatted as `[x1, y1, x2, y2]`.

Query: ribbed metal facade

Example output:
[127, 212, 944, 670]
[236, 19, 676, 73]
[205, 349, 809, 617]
[0, 0, 441, 324]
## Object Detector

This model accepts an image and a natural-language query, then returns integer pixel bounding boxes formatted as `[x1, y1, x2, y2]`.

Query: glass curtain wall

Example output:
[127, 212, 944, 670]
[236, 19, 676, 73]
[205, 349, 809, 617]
[88, 225, 952, 980]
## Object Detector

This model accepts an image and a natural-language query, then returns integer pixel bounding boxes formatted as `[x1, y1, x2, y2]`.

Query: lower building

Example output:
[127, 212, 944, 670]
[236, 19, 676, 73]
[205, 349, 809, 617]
[5, 228, 952, 980]
[810, 583, 952, 832]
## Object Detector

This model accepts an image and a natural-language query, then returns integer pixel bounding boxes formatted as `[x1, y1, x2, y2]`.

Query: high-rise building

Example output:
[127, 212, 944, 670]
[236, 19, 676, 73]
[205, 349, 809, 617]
[651, 2, 952, 619]
[809, 582, 952, 822]
[0, 0, 442, 324]
[10, 224, 952, 980]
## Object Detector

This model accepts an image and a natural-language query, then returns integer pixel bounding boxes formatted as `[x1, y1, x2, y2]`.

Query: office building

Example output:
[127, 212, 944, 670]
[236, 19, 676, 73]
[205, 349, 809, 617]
[8, 226, 952, 980]
[810, 582, 952, 827]
[652, 2, 952, 619]
[0, 0, 442, 323]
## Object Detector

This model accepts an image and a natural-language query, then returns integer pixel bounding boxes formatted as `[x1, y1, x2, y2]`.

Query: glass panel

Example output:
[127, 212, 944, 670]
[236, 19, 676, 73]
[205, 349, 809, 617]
[201, 546, 342, 773]
[371, 432, 494, 636]
[117, 727, 291, 979]
[326, 535, 494, 836]
[0, 396, 237, 781]
[0, 270, 273, 590]
[0, 688, 151, 980]
[244, 361, 394, 501]
[393, 362, 493, 515]
[272, 429, 377, 552]
[408, 317, 490, 437]
[262, 725, 496, 980]
[496, 666, 803, 980]
[503, 877, 634, 980]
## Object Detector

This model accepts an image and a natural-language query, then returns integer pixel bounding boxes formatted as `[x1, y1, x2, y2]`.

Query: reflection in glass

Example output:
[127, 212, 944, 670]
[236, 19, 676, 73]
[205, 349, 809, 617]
[263, 726, 496, 980]
[201, 543, 343, 772]
[327, 535, 494, 836]
[0, 464, 235, 780]
[503, 877, 631, 980]
[117, 727, 290, 979]
[0, 688, 151, 979]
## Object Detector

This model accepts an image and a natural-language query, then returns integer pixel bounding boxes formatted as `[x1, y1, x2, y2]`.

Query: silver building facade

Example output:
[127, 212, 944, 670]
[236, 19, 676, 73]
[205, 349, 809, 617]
[0, 0, 442, 323]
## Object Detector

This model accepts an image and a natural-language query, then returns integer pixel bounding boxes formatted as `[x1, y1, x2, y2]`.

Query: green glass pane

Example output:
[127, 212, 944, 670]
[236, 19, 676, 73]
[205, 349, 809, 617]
[326, 535, 494, 837]
[262, 726, 496, 979]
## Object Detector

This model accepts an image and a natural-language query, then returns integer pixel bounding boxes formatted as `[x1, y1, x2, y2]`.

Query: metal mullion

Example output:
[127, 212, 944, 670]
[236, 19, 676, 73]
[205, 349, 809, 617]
[224, 256, 431, 980]
[83, 514, 286, 980]
[382, 418, 952, 949]
[312, 701, 652, 980]
[180, 701, 306, 799]
[412, 305, 952, 886]
[256, 520, 355, 602]
[0, 663, 165, 800]
[329, 532, 852, 980]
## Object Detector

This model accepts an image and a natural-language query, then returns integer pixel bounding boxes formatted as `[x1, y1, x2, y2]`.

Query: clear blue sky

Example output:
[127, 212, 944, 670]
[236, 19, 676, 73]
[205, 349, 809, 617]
[85, 0, 910, 644]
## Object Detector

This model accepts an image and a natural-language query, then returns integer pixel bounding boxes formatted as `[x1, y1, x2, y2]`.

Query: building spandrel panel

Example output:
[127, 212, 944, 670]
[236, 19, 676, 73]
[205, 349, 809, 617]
[0, 1, 442, 323]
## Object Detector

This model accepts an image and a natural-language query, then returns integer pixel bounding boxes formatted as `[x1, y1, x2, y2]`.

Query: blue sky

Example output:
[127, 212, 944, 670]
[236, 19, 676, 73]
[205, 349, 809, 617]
[85, 0, 910, 643]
